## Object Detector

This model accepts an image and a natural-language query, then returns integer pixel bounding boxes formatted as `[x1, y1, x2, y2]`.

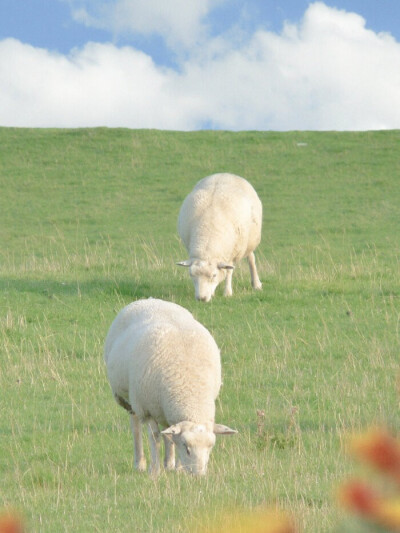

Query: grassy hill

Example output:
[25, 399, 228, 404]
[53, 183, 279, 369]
[1, 128, 399, 532]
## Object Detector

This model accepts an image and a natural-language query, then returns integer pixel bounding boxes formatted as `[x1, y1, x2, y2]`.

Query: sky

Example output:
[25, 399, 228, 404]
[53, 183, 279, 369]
[1, 0, 400, 131]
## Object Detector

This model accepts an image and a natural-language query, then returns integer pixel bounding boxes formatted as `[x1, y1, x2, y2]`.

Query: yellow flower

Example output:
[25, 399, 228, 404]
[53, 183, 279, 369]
[199, 508, 297, 533]
[376, 499, 400, 531]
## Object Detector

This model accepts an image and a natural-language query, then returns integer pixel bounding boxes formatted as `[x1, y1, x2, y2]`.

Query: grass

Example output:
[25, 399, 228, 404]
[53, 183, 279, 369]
[0, 127, 399, 532]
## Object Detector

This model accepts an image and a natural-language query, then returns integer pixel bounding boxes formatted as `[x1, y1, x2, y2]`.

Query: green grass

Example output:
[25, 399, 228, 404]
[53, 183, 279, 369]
[1, 128, 399, 532]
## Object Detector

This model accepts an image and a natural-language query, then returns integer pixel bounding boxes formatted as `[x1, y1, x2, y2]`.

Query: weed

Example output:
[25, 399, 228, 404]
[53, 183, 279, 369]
[256, 407, 300, 451]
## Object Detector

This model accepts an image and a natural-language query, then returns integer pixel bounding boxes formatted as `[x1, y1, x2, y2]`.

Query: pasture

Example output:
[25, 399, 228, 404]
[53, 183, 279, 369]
[0, 128, 399, 532]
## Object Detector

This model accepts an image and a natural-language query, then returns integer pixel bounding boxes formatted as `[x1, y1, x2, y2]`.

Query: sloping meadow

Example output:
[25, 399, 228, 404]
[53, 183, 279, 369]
[1, 128, 399, 531]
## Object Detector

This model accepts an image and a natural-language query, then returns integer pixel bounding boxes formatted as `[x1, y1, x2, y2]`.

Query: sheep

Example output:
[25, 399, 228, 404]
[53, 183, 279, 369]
[177, 173, 263, 302]
[104, 298, 237, 476]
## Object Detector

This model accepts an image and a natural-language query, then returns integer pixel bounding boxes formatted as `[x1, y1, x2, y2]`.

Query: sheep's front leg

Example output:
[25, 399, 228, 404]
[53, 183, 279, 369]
[224, 268, 233, 297]
[175, 454, 183, 471]
[130, 414, 147, 471]
[248, 252, 262, 290]
[163, 434, 176, 470]
[147, 419, 161, 476]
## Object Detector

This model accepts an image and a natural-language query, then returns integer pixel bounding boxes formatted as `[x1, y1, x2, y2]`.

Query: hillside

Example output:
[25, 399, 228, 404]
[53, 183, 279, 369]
[1, 128, 399, 532]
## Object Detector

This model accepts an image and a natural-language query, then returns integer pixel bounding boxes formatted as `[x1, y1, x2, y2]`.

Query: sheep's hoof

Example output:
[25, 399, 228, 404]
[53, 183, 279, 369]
[135, 459, 147, 472]
[164, 460, 175, 471]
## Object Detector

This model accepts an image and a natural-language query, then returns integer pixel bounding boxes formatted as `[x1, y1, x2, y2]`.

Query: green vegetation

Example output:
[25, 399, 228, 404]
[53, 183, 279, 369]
[1, 128, 399, 532]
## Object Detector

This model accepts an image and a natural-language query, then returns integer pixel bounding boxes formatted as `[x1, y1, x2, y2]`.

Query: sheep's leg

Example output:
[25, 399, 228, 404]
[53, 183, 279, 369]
[147, 419, 161, 476]
[248, 252, 262, 290]
[175, 454, 183, 471]
[130, 414, 147, 471]
[163, 435, 175, 470]
[224, 268, 233, 297]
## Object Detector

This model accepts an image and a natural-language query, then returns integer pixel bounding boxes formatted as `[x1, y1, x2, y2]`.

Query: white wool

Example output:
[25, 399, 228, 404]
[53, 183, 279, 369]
[177, 173, 263, 301]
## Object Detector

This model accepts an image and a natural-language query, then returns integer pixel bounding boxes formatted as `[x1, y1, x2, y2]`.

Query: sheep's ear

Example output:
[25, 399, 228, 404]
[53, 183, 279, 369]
[213, 424, 238, 435]
[217, 262, 234, 270]
[176, 260, 192, 267]
[162, 423, 183, 436]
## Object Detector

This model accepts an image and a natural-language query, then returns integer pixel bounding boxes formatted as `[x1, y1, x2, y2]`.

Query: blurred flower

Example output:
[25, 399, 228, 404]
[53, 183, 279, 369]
[350, 428, 400, 483]
[0, 513, 24, 533]
[337, 428, 400, 531]
[200, 507, 297, 533]
[338, 480, 380, 516]
[338, 481, 400, 531]
[377, 499, 400, 531]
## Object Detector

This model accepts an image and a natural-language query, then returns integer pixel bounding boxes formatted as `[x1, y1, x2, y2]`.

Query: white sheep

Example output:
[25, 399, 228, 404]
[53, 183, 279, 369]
[104, 298, 237, 476]
[177, 173, 263, 302]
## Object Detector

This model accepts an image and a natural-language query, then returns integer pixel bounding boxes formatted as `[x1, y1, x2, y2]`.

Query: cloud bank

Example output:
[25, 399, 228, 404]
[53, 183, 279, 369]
[1, 2, 400, 130]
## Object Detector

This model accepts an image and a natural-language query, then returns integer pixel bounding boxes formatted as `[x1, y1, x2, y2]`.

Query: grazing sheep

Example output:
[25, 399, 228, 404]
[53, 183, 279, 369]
[177, 173, 262, 302]
[104, 298, 237, 476]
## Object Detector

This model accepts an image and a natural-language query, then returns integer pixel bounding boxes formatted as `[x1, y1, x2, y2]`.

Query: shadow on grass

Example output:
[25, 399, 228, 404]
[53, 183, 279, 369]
[0, 276, 183, 302]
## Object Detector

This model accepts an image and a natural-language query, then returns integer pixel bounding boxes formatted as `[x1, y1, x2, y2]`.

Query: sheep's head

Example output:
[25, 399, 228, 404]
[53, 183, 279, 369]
[177, 259, 234, 302]
[162, 421, 237, 475]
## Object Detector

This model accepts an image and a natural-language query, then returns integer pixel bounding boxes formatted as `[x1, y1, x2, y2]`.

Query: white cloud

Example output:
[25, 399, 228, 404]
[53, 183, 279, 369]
[1, 2, 400, 130]
[0, 38, 191, 128]
[69, 0, 222, 50]
[178, 1, 400, 130]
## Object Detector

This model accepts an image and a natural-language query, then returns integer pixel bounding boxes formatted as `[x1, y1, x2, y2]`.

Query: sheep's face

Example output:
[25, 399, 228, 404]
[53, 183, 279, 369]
[162, 421, 237, 476]
[163, 422, 215, 475]
[177, 259, 233, 302]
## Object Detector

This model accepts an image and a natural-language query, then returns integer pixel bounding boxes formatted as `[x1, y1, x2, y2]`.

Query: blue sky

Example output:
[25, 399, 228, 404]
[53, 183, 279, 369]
[1, 1, 400, 130]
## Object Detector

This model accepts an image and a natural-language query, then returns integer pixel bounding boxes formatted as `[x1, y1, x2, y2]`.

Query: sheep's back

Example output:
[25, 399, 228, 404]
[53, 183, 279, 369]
[178, 173, 262, 259]
[104, 299, 221, 426]
[132, 322, 220, 425]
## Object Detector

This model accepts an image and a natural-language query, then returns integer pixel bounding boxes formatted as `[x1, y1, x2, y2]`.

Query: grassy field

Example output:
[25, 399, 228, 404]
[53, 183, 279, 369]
[0, 128, 399, 532]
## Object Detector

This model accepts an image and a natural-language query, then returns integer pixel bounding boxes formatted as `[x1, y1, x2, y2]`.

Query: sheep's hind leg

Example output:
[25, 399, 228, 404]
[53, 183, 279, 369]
[130, 414, 147, 471]
[147, 419, 162, 476]
[224, 268, 233, 297]
[248, 252, 262, 290]
[163, 435, 175, 470]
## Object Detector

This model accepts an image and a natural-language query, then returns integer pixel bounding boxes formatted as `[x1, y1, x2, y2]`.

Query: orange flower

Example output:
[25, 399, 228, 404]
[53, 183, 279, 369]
[350, 428, 400, 482]
[0, 514, 24, 533]
[338, 480, 380, 516]
[338, 482, 400, 532]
